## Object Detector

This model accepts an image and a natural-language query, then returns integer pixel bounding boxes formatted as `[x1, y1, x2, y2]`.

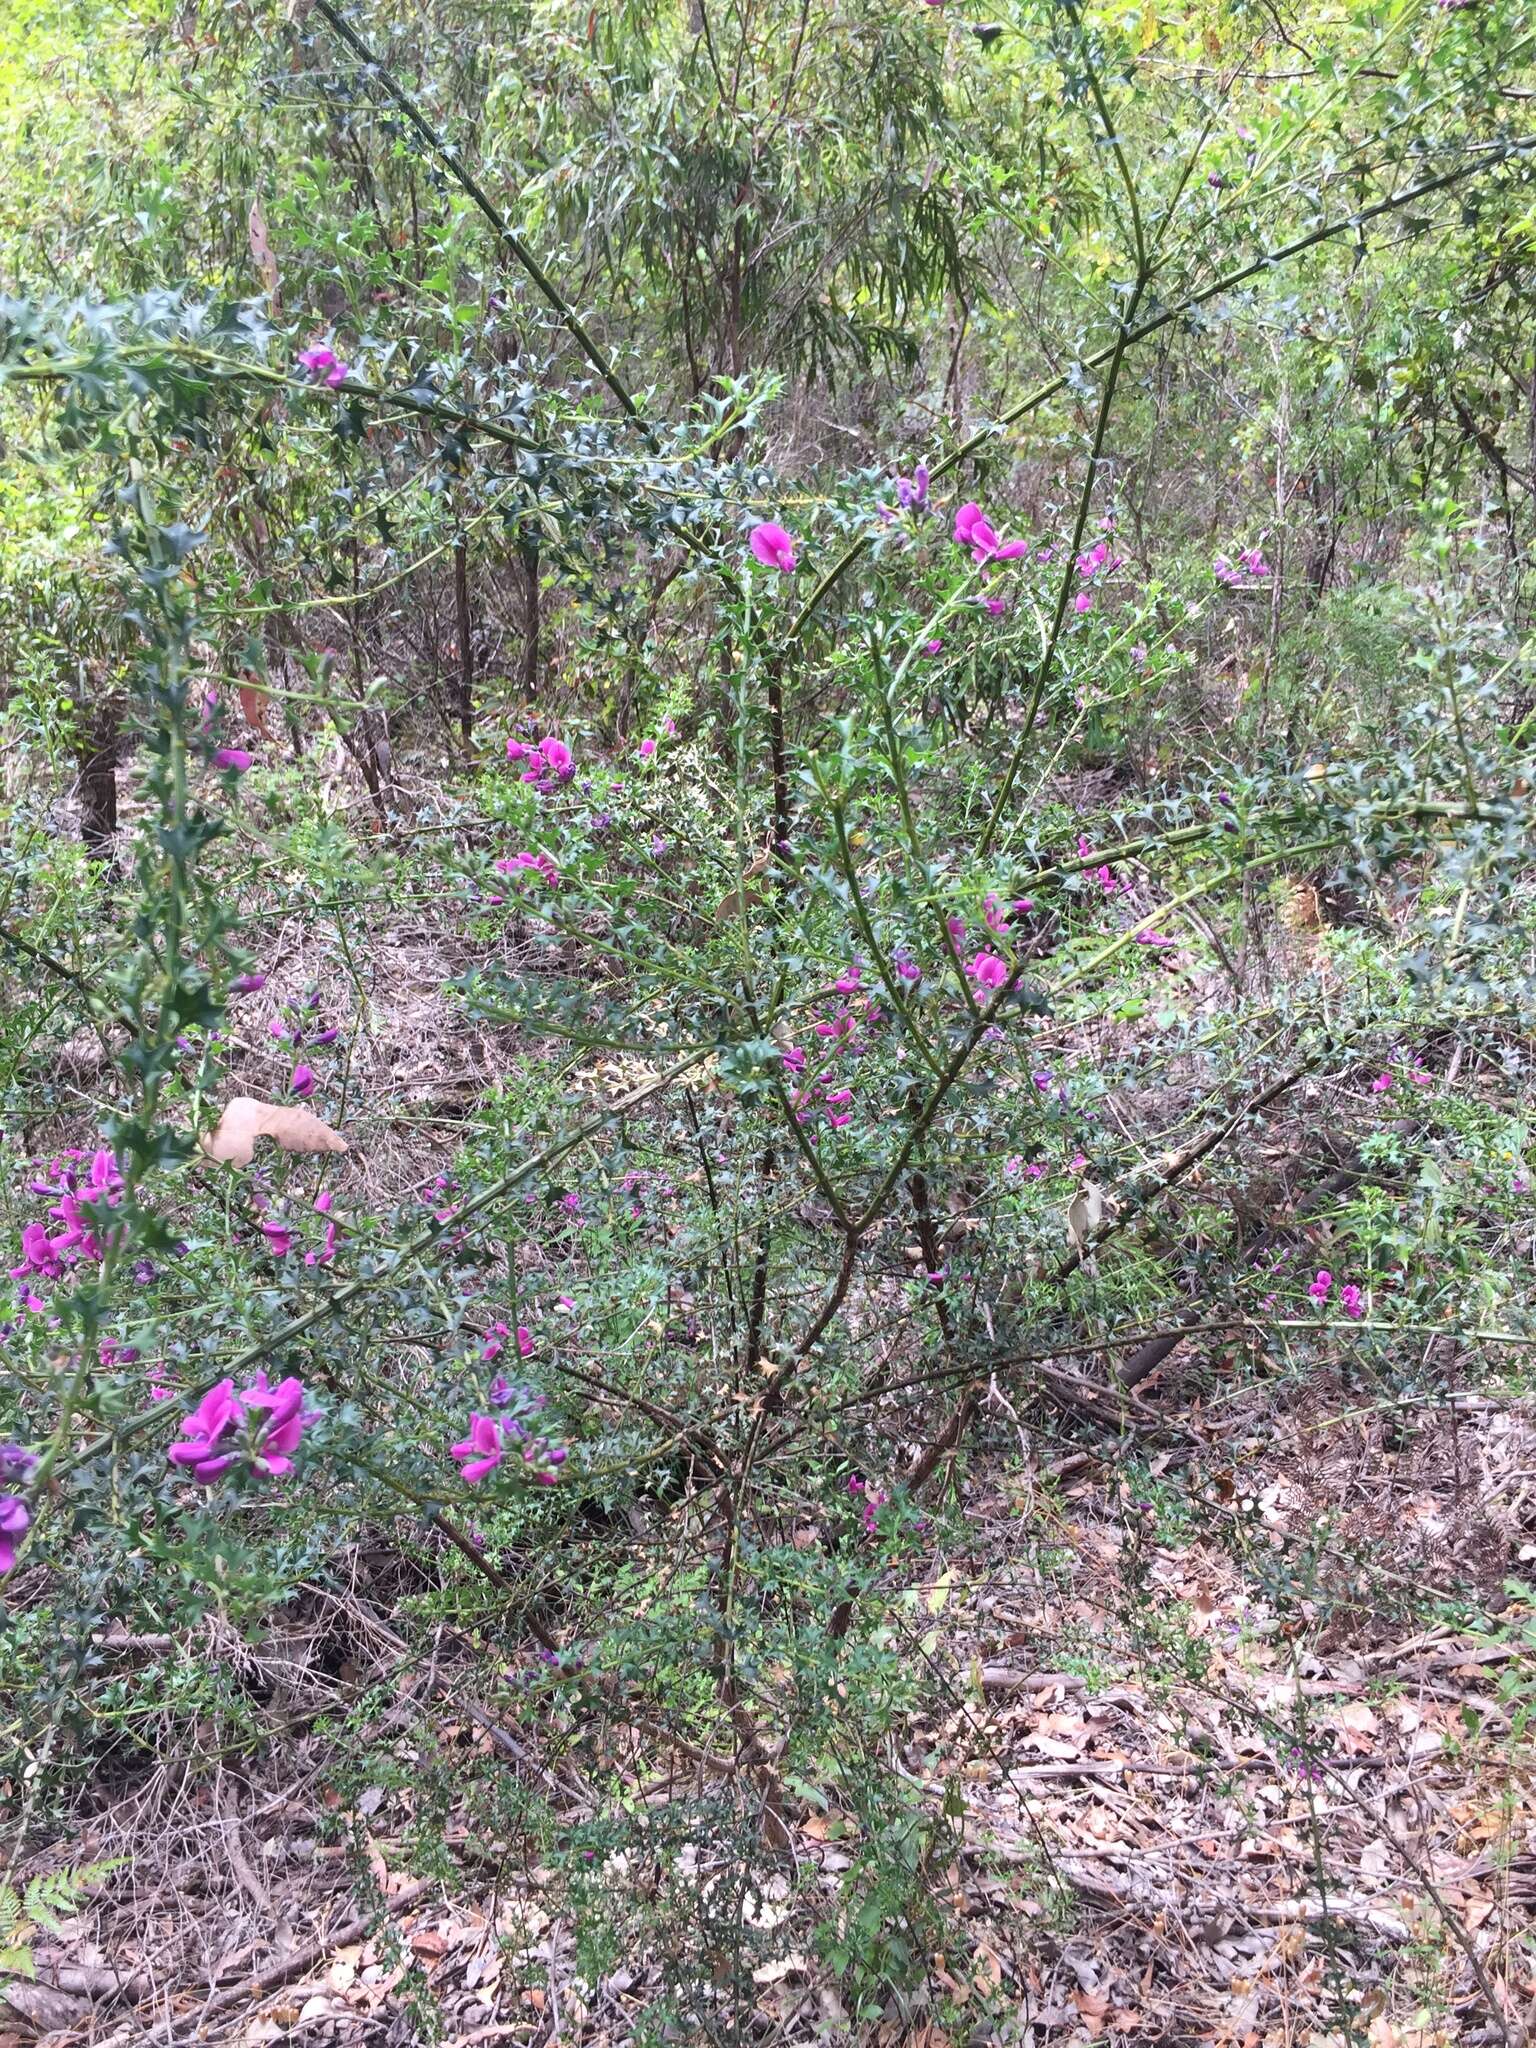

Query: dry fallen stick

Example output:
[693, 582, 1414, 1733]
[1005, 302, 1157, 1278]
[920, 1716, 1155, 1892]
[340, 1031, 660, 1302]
[106, 1875, 439, 2046]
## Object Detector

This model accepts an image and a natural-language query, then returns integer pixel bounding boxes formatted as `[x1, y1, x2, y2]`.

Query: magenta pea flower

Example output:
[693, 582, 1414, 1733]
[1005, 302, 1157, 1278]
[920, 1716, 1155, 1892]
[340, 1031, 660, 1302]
[306, 1219, 339, 1267]
[539, 736, 573, 779]
[749, 521, 798, 573]
[297, 345, 348, 388]
[639, 737, 656, 759]
[231, 972, 267, 995]
[1339, 1283, 1364, 1319]
[0, 1494, 30, 1575]
[0, 1444, 37, 1484]
[1308, 1269, 1332, 1302]
[1215, 546, 1271, 586]
[1370, 1072, 1393, 1093]
[835, 964, 862, 994]
[895, 463, 929, 511]
[953, 502, 1028, 566]
[10, 1221, 61, 1282]
[1073, 592, 1093, 614]
[1075, 539, 1120, 580]
[495, 849, 561, 886]
[894, 954, 921, 983]
[167, 1379, 245, 1484]
[241, 1371, 314, 1477]
[451, 1413, 505, 1485]
[922, 638, 943, 655]
[968, 950, 1009, 990]
[290, 1063, 316, 1098]
[214, 748, 253, 773]
[261, 1220, 298, 1256]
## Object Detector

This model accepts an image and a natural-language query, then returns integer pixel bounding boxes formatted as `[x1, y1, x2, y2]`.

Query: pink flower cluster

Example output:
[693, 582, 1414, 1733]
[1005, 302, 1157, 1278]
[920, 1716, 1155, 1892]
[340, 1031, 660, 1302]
[896, 463, 930, 511]
[494, 849, 561, 887]
[0, 1443, 38, 1575]
[267, 990, 343, 1100]
[296, 345, 348, 388]
[1072, 536, 1122, 616]
[954, 501, 1028, 566]
[254, 1187, 338, 1266]
[507, 734, 575, 792]
[450, 1408, 567, 1487]
[1214, 546, 1272, 585]
[983, 891, 1033, 934]
[482, 1321, 534, 1364]
[1075, 835, 1123, 895]
[847, 1473, 888, 1536]
[1369, 1059, 1433, 1094]
[10, 1149, 124, 1309]
[783, 967, 887, 1135]
[960, 887, 1044, 992]
[1308, 1269, 1365, 1318]
[167, 1372, 318, 1484]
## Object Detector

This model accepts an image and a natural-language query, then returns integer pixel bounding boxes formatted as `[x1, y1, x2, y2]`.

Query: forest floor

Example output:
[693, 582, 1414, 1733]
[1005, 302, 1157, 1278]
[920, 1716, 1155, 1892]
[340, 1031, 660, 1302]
[5, 1365, 1533, 2048]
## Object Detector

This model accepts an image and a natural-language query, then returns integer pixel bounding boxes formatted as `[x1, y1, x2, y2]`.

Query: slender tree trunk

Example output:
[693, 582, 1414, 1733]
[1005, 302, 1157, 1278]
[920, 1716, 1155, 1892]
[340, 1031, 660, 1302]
[453, 529, 474, 745]
[77, 690, 119, 854]
[520, 540, 541, 700]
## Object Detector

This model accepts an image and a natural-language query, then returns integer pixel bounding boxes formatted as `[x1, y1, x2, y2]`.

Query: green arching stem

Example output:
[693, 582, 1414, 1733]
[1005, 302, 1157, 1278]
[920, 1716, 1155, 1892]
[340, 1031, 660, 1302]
[978, 265, 1150, 859]
[825, 793, 946, 1080]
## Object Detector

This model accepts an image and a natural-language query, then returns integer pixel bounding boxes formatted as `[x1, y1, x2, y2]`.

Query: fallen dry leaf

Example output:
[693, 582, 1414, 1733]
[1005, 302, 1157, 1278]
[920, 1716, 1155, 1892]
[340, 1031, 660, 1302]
[202, 1096, 348, 1169]
[247, 199, 281, 307]
[238, 680, 272, 735]
[1331, 1698, 1380, 1753]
